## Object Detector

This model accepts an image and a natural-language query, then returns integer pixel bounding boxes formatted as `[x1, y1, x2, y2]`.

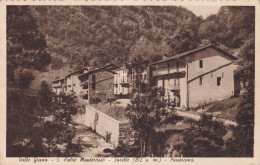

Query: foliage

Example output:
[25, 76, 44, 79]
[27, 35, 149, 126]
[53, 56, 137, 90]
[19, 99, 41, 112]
[226, 39, 254, 157]
[181, 114, 227, 157]
[8, 81, 82, 156]
[7, 6, 51, 72]
[198, 6, 254, 48]
[226, 84, 254, 157]
[126, 86, 166, 156]
[39, 81, 54, 113]
[51, 56, 64, 70]
[125, 56, 167, 156]
[7, 6, 51, 156]
[30, 6, 201, 69]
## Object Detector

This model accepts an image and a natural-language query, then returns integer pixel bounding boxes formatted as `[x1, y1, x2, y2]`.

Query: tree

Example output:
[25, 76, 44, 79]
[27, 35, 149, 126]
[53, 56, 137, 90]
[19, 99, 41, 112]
[226, 38, 254, 157]
[126, 86, 166, 156]
[52, 93, 81, 156]
[39, 81, 54, 114]
[126, 54, 148, 93]
[7, 6, 51, 73]
[7, 6, 52, 156]
[125, 55, 167, 156]
[181, 115, 227, 157]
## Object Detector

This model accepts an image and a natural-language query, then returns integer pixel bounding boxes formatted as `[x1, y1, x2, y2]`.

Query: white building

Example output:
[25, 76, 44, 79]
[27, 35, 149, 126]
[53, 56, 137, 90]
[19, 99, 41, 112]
[149, 45, 237, 109]
[52, 68, 88, 96]
[114, 66, 131, 98]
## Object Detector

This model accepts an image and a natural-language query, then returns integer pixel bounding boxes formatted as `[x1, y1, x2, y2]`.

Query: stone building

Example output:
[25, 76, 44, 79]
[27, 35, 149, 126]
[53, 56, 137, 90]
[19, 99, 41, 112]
[78, 63, 119, 103]
[149, 45, 237, 109]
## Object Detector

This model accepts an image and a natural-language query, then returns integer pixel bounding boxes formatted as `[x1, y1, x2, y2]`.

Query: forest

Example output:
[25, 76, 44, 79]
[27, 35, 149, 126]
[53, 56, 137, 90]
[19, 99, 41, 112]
[7, 6, 254, 157]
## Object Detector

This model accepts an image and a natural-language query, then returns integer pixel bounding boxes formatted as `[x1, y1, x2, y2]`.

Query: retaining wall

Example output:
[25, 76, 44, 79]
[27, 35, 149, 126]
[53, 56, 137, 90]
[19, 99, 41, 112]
[75, 105, 130, 147]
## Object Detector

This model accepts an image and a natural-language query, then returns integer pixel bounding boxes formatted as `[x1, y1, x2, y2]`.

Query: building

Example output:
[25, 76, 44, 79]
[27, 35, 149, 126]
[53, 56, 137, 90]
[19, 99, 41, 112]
[149, 45, 237, 109]
[113, 61, 149, 98]
[52, 78, 65, 95]
[114, 66, 131, 98]
[78, 63, 119, 103]
[52, 68, 88, 96]
[63, 68, 88, 95]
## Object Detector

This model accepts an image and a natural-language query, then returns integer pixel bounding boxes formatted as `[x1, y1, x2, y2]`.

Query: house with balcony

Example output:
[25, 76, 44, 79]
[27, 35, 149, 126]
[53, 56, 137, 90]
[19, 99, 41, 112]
[52, 68, 88, 96]
[114, 66, 131, 98]
[52, 78, 65, 95]
[149, 44, 237, 109]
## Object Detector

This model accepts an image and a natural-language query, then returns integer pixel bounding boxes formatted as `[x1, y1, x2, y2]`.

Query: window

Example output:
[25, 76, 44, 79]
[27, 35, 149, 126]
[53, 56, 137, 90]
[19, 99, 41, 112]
[199, 77, 203, 85]
[217, 77, 221, 86]
[199, 60, 203, 68]
[92, 75, 96, 90]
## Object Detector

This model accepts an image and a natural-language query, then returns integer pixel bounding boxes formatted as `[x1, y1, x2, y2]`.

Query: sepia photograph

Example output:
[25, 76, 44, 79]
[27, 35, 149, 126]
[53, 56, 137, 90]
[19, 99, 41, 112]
[6, 5, 255, 158]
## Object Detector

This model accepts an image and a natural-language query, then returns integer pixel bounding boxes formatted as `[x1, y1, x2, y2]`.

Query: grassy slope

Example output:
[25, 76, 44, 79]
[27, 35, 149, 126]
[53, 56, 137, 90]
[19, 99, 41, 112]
[90, 103, 127, 122]
[205, 97, 242, 121]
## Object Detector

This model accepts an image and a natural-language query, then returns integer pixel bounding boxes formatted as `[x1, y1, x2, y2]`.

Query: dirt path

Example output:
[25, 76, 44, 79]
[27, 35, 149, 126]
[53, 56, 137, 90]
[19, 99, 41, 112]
[174, 110, 237, 126]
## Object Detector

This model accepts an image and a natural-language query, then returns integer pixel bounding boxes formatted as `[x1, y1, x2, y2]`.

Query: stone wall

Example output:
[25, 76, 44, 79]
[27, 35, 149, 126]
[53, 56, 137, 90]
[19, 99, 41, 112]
[88, 69, 115, 104]
[118, 122, 134, 145]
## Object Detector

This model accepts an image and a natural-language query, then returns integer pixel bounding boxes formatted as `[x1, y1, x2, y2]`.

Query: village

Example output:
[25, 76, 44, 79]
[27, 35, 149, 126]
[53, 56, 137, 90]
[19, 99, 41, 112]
[6, 5, 255, 158]
[51, 44, 242, 156]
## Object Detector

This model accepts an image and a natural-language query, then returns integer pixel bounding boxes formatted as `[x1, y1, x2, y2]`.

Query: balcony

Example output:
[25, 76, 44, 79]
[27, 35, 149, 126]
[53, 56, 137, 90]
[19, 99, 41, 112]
[153, 71, 186, 79]
[53, 83, 61, 88]
[169, 84, 180, 91]
[80, 80, 88, 86]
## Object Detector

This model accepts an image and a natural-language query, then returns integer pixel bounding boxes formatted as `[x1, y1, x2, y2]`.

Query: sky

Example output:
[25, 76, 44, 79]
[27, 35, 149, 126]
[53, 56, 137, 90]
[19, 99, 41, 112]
[183, 6, 221, 19]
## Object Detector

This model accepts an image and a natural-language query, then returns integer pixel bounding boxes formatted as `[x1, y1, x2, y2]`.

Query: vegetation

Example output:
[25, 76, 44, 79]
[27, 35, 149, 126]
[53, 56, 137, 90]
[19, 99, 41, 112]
[225, 37, 255, 157]
[181, 115, 227, 157]
[204, 97, 242, 121]
[91, 103, 127, 121]
[126, 86, 167, 156]
[7, 6, 83, 156]
[7, 6, 52, 156]
[124, 56, 167, 156]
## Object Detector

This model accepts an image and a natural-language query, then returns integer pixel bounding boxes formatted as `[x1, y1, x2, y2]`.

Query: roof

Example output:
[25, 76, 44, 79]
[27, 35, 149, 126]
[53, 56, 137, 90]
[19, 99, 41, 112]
[78, 63, 119, 78]
[150, 44, 238, 65]
[66, 68, 88, 78]
[53, 78, 64, 83]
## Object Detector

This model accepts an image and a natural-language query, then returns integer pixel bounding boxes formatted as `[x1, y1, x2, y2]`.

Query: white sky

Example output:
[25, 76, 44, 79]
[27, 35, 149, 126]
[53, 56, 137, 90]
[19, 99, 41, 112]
[183, 6, 221, 19]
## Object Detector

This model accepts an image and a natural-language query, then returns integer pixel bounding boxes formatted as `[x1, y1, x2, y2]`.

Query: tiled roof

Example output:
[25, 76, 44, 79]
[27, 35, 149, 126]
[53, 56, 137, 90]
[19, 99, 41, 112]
[150, 44, 237, 65]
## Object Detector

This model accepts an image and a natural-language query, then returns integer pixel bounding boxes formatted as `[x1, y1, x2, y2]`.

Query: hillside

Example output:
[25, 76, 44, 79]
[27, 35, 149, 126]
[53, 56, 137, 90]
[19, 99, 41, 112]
[28, 6, 254, 90]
